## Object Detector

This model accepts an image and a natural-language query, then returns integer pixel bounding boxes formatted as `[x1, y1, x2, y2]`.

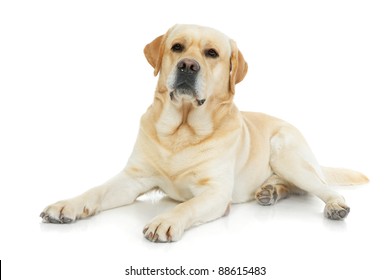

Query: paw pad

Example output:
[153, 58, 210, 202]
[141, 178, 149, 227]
[255, 185, 278, 206]
[324, 203, 350, 220]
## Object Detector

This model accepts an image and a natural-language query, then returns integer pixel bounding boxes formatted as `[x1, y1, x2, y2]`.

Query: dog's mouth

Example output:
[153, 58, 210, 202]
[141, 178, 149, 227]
[169, 90, 206, 106]
[170, 82, 206, 106]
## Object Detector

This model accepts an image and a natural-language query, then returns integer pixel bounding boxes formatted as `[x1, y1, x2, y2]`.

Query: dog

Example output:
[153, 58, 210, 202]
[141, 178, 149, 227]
[40, 24, 369, 242]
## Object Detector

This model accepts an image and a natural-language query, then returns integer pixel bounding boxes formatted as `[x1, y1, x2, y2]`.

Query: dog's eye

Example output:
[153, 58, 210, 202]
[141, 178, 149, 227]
[205, 48, 219, 58]
[171, 43, 184, 53]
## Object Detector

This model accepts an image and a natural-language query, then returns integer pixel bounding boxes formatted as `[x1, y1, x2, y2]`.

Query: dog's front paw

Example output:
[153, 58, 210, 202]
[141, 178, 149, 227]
[40, 199, 96, 224]
[143, 215, 185, 242]
[324, 202, 350, 220]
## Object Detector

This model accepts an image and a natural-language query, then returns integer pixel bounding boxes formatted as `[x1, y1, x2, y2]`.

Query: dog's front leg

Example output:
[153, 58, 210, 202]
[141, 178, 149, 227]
[40, 170, 155, 223]
[143, 187, 231, 242]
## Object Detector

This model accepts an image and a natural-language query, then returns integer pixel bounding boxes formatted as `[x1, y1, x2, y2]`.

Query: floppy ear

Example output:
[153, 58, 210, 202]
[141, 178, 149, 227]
[144, 35, 165, 76]
[229, 40, 248, 94]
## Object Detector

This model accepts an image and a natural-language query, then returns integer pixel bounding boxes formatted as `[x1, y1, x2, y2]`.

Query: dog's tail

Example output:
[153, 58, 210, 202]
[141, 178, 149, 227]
[321, 166, 369, 186]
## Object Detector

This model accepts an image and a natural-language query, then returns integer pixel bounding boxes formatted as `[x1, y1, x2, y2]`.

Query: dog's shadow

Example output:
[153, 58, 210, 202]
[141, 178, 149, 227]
[40, 191, 347, 236]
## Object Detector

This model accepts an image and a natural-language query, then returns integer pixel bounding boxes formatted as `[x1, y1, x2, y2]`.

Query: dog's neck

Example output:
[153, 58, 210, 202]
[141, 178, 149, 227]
[141, 89, 237, 152]
[155, 94, 214, 150]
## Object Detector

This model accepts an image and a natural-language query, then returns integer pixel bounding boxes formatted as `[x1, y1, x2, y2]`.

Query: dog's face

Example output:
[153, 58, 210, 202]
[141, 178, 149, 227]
[144, 24, 248, 106]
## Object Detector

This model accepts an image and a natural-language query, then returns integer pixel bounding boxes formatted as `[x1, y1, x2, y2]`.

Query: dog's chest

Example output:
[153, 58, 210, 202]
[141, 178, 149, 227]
[138, 106, 239, 201]
[156, 144, 211, 178]
[145, 140, 221, 201]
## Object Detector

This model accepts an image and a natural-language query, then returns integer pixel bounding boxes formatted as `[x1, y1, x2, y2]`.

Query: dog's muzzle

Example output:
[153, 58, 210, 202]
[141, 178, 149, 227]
[171, 58, 206, 106]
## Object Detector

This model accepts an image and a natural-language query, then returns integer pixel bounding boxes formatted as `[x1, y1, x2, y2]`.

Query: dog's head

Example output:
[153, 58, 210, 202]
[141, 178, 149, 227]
[144, 24, 248, 106]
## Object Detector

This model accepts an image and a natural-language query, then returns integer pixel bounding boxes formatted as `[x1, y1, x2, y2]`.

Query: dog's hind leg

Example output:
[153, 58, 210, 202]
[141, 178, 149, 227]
[255, 174, 299, 206]
[269, 126, 350, 220]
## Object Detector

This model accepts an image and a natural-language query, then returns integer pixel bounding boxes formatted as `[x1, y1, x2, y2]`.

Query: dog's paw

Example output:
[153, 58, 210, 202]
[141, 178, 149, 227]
[143, 215, 185, 242]
[255, 184, 278, 206]
[324, 202, 350, 220]
[40, 199, 96, 224]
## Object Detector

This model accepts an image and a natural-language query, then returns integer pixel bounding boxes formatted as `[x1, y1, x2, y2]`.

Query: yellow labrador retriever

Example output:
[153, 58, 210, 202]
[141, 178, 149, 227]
[41, 24, 368, 242]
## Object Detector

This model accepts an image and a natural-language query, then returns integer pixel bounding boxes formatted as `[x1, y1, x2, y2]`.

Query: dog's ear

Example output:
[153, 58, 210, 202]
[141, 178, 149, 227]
[229, 40, 248, 94]
[144, 35, 166, 76]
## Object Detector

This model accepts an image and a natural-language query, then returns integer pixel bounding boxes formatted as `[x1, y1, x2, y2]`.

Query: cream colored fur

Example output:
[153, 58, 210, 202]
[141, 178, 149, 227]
[41, 24, 368, 242]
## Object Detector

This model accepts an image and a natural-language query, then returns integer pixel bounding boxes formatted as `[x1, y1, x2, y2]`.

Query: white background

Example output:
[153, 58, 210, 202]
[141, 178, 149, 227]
[1, 0, 388, 279]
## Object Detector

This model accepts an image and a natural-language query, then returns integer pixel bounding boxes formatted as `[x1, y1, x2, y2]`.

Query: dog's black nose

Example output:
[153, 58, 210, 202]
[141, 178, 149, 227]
[177, 59, 200, 74]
